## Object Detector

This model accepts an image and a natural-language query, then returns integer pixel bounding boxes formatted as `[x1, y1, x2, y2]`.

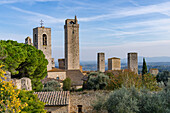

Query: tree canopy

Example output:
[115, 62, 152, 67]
[42, 80, 61, 91]
[142, 58, 147, 75]
[0, 40, 48, 91]
[18, 90, 46, 113]
[93, 87, 170, 113]
[156, 71, 170, 87]
[63, 78, 71, 91]
[86, 72, 109, 90]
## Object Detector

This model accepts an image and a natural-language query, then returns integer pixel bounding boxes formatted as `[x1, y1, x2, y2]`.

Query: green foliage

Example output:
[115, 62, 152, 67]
[42, 80, 61, 91]
[18, 90, 46, 113]
[142, 58, 148, 75]
[0, 65, 26, 113]
[106, 71, 160, 91]
[0, 40, 48, 91]
[86, 72, 109, 90]
[156, 71, 169, 87]
[143, 73, 160, 91]
[63, 78, 71, 91]
[93, 87, 170, 113]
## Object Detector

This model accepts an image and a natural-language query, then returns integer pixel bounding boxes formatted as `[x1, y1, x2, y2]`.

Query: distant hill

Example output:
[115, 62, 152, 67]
[121, 56, 170, 63]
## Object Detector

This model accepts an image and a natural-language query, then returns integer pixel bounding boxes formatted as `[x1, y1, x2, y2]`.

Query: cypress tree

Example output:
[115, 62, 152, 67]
[142, 58, 147, 75]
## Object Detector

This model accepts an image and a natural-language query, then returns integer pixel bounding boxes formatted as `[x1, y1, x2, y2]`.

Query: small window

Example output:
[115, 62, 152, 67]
[77, 105, 82, 113]
[35, 34, 37, 42]
[56, 77, 59, 80]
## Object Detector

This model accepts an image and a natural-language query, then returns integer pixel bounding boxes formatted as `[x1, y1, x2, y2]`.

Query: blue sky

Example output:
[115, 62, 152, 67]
[1, 0, 170, 62]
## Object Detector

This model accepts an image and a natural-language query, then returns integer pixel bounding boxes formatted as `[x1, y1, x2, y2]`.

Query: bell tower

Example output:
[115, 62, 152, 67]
[33, 24, 52, 71]
[64, 16, 80, 70]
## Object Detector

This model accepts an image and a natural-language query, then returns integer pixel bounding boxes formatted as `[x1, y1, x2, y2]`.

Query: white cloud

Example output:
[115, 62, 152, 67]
[10, 6, 64, 24]
[0, 0, 60, 4]
[79, 1, 170, 22]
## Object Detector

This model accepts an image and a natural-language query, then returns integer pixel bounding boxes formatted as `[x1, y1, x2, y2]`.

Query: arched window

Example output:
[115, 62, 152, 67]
[29, 39, 31, 44]
[43, 34, 47, 46]
[35, 34, 37, 42]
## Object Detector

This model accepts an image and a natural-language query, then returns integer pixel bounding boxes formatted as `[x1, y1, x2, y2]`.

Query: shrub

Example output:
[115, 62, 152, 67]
[86, 72, 109, 90]
[18, 90, 46, 113]
[63, 78, 71, 91]
[106, 71, 160, 91]
[156, 71, 169, 87]
[42, 80, 61, 91]
[0, 65, 26, 112]
[93, 87, 170, 113]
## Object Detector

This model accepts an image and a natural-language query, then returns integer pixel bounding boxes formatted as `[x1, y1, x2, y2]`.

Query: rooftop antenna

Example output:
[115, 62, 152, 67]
[40, 20, 44, 27]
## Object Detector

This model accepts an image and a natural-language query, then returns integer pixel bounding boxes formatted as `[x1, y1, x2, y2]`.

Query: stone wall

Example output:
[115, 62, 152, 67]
[12, 77, 32, 91]
[45, 105, 70, 113]
[70, 90, 109, 113]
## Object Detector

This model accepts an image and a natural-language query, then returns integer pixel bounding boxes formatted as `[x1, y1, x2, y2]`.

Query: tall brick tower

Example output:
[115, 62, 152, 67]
[128, 52, 138, 74]
[97, 53, 105, 72]
[33, 26, 52, 71]
[64, 16, 80, 70]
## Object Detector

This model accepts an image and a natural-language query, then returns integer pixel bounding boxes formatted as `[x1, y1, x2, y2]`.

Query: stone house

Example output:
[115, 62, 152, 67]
[66, 70, 85, 90]
[149, 68, 159, 76]
[34, 91, 70, 113]
[47, 67, 66, 81]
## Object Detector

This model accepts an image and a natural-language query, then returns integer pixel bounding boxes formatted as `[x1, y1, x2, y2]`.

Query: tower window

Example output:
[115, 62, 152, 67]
[43, 34, 47, 46]
[35, 34, 37, 42]
[77, 105, 82, 113]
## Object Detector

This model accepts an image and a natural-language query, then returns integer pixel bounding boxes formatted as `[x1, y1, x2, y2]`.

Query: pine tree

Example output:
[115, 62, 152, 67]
[142, 58, 147, 75]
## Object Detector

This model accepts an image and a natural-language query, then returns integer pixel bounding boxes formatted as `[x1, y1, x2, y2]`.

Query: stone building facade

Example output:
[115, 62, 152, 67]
[108, 57, 121, 70]
[47, 68, 66, 81]
[33, 27, 54, 71]
[97, 53, 105, 72]
[64, 16, 80, 70]
[128, 52, 138, 74]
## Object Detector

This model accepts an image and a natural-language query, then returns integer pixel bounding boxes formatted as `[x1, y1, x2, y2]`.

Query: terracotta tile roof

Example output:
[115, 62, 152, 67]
[66, 70, 84, 86]
[48, 67, 66, 72]
[34, 91, 69, 106]
[150, 68, 158, 70]
[108, 57, 120, 59]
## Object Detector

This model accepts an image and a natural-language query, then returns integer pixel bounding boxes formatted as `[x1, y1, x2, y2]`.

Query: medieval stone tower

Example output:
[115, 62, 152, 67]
[108, 57, 121, 70]
[33, 26, 52, 71]
[97, 53, 105, 72]
[128, 52, 138, 74]
[64, 16, 80, 70]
